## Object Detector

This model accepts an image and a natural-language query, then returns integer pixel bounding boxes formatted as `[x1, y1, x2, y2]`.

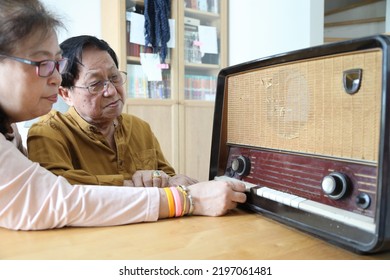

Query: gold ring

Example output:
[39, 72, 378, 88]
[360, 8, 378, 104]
[152, 170, 162, 178]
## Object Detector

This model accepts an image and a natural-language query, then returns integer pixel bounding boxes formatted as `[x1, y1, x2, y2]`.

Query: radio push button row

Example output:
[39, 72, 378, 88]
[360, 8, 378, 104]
[321, 172, 349, 200]
[231, 155, 251, 176]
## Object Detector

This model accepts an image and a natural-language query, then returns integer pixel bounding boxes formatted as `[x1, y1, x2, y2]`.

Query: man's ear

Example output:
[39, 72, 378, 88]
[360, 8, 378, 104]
[59, 86, 73, 106]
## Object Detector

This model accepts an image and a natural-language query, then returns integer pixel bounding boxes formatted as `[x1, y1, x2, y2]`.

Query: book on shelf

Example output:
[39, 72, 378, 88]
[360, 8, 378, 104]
[127, 64, 171, 99]
[184, 74, 217, 101]
[184, 22, 202, 64]
[184, 16, 200, 26]
[208, 0, 219, 13]
[184, 0, 219, 13]
[127, 2, 144, 14]
[126, 20, 154, 58]
[148, 71, 171, 99]
[127, 64, 148, 98]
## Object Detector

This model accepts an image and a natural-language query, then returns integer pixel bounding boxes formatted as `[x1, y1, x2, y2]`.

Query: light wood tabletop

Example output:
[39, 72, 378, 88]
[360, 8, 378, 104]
[1, 209, 389, 260]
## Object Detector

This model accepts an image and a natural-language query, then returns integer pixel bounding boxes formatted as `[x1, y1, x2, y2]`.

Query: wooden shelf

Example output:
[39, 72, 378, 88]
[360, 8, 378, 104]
[184, 8, 220, 19]
[325, 0, 382, 16]
[185, 62, 220, 70]
[325, 17, 385, 28]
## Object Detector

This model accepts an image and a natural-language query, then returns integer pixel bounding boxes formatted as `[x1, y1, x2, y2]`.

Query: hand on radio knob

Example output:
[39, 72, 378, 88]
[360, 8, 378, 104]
[187, 180, 247, 216]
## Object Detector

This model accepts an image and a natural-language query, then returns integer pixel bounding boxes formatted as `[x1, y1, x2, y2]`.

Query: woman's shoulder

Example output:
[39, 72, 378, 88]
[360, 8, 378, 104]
[0, 124, 26, 156]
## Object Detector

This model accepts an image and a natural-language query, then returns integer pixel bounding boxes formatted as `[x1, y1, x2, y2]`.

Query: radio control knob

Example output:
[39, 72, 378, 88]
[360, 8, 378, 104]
[231, 155, 251, 176]
[321, 172, 349, 200]
[356, 193, 371, 209]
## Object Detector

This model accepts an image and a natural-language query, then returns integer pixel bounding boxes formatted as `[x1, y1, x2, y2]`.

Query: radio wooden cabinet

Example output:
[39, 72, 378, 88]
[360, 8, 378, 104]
[101, 0, 227, 181]
[210, 35, 390, 253]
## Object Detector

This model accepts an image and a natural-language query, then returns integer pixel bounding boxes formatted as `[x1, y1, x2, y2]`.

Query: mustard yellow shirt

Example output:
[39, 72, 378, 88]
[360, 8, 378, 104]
[27, 107, 175, 185]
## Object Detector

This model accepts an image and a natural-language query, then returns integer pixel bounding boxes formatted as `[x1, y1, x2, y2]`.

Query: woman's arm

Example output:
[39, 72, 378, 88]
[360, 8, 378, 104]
[0, 134, 160, 230]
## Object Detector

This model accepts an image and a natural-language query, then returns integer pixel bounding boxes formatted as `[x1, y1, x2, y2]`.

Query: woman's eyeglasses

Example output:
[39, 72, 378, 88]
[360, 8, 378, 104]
[0, 54, 68, 77]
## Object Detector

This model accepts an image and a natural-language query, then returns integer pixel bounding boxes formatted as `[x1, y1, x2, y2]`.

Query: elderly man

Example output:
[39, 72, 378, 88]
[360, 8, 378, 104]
[27, 35, 196, 188]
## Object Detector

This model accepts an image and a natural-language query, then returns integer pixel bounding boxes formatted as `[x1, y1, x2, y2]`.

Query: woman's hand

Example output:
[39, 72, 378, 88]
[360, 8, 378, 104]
[168, 174, 198, 186]
[187, 180, 247, 216]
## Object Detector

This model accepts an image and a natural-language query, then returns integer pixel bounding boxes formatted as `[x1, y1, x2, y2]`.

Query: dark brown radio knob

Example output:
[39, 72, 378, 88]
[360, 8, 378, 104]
[231, 155, 251, 176]
[321, 172, 349, 200]
[356, 193, 371, 209]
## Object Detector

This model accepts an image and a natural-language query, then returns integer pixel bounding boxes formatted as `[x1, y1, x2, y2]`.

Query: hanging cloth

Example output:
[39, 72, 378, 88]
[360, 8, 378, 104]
[144, 0, 171, 63]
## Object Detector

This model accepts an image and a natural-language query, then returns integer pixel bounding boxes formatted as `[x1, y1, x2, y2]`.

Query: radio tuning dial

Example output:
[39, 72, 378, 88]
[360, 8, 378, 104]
[321, 172, 349, 200]
[231, 155, 251, 176]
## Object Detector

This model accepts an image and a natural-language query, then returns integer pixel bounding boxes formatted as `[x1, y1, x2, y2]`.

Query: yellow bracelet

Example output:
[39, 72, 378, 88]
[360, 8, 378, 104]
[164, 187, 175, 218]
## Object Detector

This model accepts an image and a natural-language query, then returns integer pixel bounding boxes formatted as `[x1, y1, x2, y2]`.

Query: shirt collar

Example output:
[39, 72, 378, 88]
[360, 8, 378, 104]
[67, 106, 123, 134]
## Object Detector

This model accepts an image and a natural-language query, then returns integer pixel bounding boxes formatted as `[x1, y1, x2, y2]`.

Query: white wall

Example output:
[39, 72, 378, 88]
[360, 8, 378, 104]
[42, 0, 102, 112]
[42, 0, 101, 43]
[228, 0, 324, 66]
[387, 0, 390, 31]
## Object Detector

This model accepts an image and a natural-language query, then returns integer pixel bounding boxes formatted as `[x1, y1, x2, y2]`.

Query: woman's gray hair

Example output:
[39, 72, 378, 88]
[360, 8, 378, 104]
[0, 0, 64, 55]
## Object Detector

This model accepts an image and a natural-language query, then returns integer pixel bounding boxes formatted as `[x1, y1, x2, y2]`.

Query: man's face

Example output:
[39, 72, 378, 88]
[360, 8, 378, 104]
[67, 47, 125, 127]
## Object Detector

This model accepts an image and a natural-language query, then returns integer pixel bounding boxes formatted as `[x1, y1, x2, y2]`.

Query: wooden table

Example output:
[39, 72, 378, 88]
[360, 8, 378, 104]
[1, 209, 389, 260]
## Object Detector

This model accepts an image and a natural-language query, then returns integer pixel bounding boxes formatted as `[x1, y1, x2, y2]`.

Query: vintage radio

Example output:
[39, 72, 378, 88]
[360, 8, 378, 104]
[209, 35, 390, 253]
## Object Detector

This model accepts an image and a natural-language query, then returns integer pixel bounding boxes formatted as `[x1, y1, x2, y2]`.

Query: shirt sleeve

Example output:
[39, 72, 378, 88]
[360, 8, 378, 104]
[0, 133, 160, 231]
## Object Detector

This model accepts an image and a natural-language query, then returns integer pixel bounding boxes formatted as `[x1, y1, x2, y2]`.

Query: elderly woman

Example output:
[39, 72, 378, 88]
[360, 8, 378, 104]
[0, 0, 246, 230]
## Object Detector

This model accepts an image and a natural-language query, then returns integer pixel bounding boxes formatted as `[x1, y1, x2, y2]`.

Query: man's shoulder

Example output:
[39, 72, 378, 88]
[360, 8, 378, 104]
[120, 113, 154, 134]
[121, 113, 149, 126]
[29, 110, 70, 132]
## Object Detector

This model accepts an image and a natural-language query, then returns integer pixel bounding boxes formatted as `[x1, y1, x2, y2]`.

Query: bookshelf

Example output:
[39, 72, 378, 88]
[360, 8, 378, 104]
[101, 0, 227, 181]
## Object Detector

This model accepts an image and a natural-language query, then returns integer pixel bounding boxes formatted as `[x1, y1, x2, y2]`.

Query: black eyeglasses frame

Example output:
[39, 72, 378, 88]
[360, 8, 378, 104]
[0, 53, 68, 77]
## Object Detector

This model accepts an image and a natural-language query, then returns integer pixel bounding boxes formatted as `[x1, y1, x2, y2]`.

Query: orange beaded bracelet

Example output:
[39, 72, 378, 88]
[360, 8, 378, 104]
[164, 187, 175, 217]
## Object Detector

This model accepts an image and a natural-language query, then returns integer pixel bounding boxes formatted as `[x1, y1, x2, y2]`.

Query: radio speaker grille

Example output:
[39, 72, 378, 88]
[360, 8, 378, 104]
[227, 50, 382, 162]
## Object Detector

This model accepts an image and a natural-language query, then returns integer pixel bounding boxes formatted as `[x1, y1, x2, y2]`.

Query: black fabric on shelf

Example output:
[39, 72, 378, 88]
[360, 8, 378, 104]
[144, 0, 171, 63]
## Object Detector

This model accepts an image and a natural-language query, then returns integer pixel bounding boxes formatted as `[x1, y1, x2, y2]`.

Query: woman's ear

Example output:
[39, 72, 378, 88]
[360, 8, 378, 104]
[58, 86, 73, 106]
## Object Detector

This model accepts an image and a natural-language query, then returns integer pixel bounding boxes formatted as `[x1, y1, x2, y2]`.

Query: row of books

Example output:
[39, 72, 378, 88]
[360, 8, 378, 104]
[127, 64, 216, 101]
[184, 0, 219, 14]
[127, 64, 171, 99]
[184, 74, 217, 101]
